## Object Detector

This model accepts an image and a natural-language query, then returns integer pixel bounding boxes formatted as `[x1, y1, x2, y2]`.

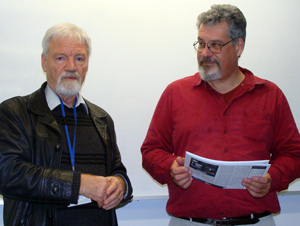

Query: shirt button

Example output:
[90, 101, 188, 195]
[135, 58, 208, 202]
[224, 149, 228, 153]
[54, 144, 61, 151]
[224, 130, 228, 134]
[224, 112, 227, 115]
[225, 192, 228, 196]
[219, 212, 223, 216]
[218, 95, 221, 98]
[52, 187, 58, 194]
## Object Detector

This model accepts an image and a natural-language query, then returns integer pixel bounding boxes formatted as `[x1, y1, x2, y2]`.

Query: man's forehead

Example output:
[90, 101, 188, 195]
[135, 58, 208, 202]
[49, 37, 88, 54]
[198, 22, 229, 40]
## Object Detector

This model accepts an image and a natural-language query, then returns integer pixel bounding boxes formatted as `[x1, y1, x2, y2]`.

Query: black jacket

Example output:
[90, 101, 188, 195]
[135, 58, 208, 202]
[0, 83, 133, 226]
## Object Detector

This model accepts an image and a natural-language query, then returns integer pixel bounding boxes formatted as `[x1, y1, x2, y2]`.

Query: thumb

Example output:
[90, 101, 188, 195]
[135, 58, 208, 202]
[176, 156, 185, 166]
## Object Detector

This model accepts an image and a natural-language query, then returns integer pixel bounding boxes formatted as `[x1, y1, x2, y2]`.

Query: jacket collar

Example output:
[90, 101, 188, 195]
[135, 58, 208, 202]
[84, 99, 107, 118]
[28, 82, 52, 116]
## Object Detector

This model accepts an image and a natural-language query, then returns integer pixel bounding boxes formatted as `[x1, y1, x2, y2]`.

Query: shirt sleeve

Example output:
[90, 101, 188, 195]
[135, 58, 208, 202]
[268, 88, 300, 192]
[141, 86, 178, 185]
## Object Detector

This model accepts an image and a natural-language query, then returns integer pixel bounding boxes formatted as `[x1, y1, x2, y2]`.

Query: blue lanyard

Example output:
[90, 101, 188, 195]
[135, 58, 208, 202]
[59, 96, 77, 172]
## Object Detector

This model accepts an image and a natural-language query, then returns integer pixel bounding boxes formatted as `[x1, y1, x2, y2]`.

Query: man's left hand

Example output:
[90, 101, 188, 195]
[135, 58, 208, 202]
[102, 176, 126, 210]
[242, 173, 272, 198]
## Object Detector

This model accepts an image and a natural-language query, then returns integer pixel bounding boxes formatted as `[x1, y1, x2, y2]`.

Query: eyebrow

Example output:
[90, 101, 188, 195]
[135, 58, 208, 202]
[53, 52, 87, 57]
[197, 37, 223, 43]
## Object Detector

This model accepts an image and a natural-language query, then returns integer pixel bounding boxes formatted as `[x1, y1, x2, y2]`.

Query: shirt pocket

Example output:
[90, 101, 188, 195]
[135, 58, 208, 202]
[241, 110, 272, 142]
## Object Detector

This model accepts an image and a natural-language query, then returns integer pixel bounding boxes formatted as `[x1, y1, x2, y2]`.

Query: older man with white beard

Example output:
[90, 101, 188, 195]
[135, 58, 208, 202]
[0, 23, 132, 226]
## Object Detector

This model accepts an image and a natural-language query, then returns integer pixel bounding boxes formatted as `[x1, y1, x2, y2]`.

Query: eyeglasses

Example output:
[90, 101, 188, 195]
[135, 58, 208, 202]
[193, 38, 238, 54]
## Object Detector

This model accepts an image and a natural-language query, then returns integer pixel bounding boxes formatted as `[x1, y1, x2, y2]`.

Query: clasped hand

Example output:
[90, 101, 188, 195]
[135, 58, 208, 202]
[171, 156, 272, 198]
[79, 174, 125, 210]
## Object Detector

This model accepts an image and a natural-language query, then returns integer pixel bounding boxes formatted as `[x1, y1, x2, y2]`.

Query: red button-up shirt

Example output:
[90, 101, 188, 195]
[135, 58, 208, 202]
[141, 67, 300, 219]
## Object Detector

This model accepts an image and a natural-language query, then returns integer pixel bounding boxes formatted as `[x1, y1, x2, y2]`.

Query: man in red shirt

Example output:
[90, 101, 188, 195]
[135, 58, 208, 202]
[141, 4, 300, 226]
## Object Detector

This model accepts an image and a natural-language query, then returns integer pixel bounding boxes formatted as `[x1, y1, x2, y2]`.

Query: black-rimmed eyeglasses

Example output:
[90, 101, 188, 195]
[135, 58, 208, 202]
[193, 38, 238, 54]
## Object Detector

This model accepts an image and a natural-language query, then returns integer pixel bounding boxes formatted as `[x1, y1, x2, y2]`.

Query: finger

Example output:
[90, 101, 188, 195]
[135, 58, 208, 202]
[242, 178, 267, 189]
[242, 179, 261, 191]
[104, 191, 118, 205]
[247, 189, 267, 198]
[103, 200, 117, 210]
[242, 176, 271, 198]
[97, 200, 104, 208]
[106, 181, 118, 196]
[249, 179, 268, 190]
[171, 170, 191, 182]
[103, 194, 123, 210]
[173, 172, 193, 188]
[251, 176, 268, 184]
[245, 182, 269, 198]
[179, 177, 193, 189]
[104, 184, 124, 205]
[172, 166, 190, 176]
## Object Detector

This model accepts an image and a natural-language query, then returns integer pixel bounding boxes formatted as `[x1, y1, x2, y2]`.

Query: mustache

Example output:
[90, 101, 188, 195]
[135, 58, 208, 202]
[199, 57, 220, 66]
[59, 71, 81, 80]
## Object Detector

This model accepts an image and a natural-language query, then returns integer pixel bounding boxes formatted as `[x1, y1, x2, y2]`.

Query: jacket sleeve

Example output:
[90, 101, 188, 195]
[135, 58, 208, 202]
[141, 86, 178, 185]
[104, 114, 133, 204]
[0, 99, 80, 204]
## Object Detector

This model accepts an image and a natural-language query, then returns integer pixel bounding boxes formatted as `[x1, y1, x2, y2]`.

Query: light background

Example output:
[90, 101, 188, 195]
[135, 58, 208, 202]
[1, 0, 300, 199]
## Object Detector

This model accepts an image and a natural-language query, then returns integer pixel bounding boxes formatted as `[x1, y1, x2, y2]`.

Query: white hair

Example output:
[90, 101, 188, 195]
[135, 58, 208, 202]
[42, 23, 91, 57]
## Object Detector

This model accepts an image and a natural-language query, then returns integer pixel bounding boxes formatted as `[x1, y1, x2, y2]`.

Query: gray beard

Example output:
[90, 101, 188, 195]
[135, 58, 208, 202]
[198, 57, 222, 81]
[199, 66, 222, 81]
[56, 72, 82, 97]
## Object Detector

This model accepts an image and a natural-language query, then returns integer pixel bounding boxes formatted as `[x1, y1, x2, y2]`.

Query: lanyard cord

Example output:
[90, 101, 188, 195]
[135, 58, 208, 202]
[58, 96, 77, 172]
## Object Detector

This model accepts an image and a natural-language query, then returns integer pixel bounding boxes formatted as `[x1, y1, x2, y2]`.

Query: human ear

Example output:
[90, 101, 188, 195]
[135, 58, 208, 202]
[236, 38, 244, 57]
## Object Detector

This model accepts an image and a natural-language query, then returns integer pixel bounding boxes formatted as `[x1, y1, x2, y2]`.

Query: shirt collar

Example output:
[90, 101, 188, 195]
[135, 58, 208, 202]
[192, 66, 266, 89]
[45, 84, 89, 114]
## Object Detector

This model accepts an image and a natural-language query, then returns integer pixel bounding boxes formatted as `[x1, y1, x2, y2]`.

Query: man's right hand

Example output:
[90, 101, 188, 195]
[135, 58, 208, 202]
[79, 174, 110, 208]
[170, 157, 193, 189]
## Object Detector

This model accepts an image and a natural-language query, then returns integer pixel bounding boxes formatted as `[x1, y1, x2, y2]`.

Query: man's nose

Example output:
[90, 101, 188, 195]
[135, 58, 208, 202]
[65, 58, 76, 71]
[201, 44, 214, 57]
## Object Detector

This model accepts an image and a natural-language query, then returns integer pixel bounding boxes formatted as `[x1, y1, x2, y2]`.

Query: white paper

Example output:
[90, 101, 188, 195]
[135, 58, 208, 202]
[184, 151, 270, 189]
[68, 195, 92, 207]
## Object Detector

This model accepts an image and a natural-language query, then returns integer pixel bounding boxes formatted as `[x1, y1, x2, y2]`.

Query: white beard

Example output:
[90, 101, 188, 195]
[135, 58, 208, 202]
[56, 71, 82, 97]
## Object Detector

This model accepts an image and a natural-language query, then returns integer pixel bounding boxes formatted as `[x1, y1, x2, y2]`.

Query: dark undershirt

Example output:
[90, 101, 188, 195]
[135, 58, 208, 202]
[52, 104, 110, 226]
[222, 86, 238, 104]
[221, 81, 244, 104]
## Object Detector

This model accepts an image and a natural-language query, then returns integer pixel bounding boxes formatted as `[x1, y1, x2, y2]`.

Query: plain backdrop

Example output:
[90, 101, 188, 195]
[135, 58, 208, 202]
[1, 0, 300, 199]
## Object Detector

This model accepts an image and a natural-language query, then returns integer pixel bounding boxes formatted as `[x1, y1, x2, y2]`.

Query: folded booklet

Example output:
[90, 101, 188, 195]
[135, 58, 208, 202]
[184, 151, 270, 189]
